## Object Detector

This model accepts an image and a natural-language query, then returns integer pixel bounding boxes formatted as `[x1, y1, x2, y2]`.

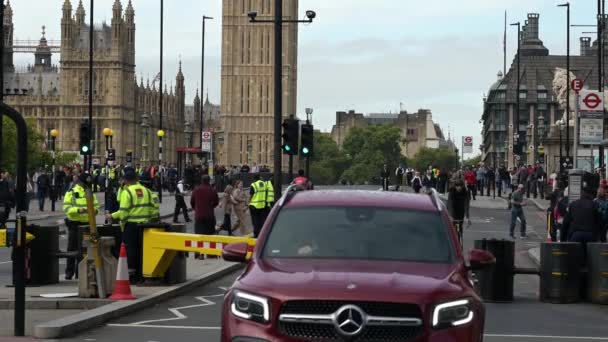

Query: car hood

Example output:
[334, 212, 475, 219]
[238, 258, 467, 304]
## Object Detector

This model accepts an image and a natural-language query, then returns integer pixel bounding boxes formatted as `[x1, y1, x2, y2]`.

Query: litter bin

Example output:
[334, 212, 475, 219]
[473, 239, 515, 302]
[28, 225, 60, 285]
[540, 242, 583, 303]
[164, 224, 187, 284]
[586, 243, 608, 304]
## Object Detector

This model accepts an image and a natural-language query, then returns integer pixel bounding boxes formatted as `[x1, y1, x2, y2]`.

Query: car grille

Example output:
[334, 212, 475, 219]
[278, 301, 424, 341]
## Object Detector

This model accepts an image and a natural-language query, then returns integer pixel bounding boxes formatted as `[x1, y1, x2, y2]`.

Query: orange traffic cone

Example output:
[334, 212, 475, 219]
[110, 243, 136, 300]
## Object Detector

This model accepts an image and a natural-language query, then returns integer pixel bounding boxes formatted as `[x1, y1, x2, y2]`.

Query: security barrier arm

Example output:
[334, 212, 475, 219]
[85, 184, 106, 299]
[142, 229, 256, 278]
[0, 229, 35, 247]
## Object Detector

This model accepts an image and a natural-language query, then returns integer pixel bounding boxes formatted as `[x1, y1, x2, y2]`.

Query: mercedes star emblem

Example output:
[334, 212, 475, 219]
[333, 305, 366, 337]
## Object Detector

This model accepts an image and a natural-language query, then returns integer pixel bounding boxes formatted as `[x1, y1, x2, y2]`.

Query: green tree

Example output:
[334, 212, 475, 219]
[309, 131, 348, 185]
[463, 154, 482, 167]
[409, 147, 460, 172]
[340, 125, 405, 184]
[1, 117, 78, 173]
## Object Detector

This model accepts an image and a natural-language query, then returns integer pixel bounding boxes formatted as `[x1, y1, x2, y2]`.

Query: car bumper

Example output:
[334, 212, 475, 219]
[222, 318, 482, 342]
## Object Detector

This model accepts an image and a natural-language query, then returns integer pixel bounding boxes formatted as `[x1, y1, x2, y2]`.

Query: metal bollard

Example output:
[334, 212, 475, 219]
[473, 239, 515, 302]
[586, 243, 608, 304]
[78, 237, 118, 298]
[540, 242, 584, 304]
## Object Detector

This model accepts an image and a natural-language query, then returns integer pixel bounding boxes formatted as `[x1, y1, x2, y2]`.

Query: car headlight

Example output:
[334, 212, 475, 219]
[432, 299, 474, 329]
[230, 291, 270, 324]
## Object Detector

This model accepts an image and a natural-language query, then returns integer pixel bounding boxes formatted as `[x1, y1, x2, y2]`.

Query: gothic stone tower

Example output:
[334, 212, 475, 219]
[220, 0, 299, 168]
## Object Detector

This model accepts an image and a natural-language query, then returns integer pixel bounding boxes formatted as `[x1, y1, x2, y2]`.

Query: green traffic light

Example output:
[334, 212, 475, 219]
[82, 146, 89, 153]
[302, 147, 309, 155]
[285, 145, 291, 152]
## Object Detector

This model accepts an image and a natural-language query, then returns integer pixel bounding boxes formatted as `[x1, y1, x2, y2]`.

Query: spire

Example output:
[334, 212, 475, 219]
[147, 78, 150, 89]
[205, 89, 210, 105]
[5, 0, 13, 18]
[125, 0, 134, 21]
[75, 0, 85, 24]
[112, 0, 122, 18]
[140, 76, 144, 87]
[176, 59, 184, 81]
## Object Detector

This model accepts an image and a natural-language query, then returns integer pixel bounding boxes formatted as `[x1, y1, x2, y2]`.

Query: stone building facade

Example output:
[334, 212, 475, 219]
[218, 0, 299, 167]
[330, 109, 454, 158]
[481, 13, 603, 171]
[3, 0, 191, 165]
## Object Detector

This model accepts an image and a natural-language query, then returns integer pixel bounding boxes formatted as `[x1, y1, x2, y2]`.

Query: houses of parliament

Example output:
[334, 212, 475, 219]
[3, 0, 201, 164]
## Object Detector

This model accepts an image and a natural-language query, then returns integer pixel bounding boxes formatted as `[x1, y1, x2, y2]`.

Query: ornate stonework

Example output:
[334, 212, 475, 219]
[219, 0, 299, 167]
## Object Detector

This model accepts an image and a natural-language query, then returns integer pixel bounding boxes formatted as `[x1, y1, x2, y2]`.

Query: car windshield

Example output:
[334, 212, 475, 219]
[263, 206, 453, 263]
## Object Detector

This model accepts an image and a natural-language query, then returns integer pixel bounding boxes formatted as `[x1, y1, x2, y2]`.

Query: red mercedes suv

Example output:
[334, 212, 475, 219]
[221, 189, 494, 342]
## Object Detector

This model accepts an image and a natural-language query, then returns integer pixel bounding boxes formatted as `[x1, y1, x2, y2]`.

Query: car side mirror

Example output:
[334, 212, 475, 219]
[467, 249, 495, 270]
[222, 242, 249, 263]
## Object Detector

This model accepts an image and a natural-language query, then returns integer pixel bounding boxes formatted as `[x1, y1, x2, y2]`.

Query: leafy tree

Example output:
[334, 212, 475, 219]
[409, 147, 460, 173]
[340, 125, 404, 184]
[1, 117, 78, 174]
[463, 154, 482, 167]
[309, 131, 348, 185]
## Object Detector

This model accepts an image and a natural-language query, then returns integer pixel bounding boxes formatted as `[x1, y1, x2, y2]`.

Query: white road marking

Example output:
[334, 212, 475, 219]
[107, 324, 220, 330]
[111, 287, 228, 327]
[485, 334, 608, 340]
[0, 261, 12, 265]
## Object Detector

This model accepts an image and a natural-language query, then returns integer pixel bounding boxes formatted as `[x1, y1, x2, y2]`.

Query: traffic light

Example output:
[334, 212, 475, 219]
[300, 124, 314, 157]
[79, 122, 91, 155]
[281, 119, 299, 155]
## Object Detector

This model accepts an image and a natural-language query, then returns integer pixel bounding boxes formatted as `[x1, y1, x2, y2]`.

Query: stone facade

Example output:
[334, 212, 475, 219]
[218, 0, 298, 167]
[3, 0, 193, 165]
[481, 13, 605, 171]
[330, 109, 454, 158]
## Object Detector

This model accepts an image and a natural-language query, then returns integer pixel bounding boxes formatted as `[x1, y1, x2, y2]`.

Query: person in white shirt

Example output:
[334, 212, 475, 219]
[173, 179, 191, 223]
[395, 165, 405, 191]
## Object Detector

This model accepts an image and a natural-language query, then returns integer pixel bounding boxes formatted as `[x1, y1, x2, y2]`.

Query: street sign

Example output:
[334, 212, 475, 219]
[92, 158, 100, 165]
[571, 78, 584, 93]
[462, 136, 473, 154]
[107, 149, 116, 161]
[202, 141, 211, 152]
[579, 112, 604, 145]
[579, 90, 604, 113]
[125, 151, 133, 164]
[202, 131, 212, 141]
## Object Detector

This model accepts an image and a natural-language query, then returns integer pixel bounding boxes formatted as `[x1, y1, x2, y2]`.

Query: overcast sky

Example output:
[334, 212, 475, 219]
[9, 0, 603, 156]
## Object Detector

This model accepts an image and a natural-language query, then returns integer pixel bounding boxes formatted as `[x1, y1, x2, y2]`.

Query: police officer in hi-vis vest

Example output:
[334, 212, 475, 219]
[249, 174, 267, 238]
[63, 173, 99, 280]
[105, 167, 155, 283]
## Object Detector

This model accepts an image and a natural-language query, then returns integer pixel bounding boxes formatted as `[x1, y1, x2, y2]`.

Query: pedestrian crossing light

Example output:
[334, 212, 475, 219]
[300, 123, 314, 157]
[79, 122, 91, 155]
[282, 119, 299, 155]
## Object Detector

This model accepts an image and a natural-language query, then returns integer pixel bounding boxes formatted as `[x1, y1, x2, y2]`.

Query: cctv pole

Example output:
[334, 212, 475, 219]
[273, 0, 283, 199]
[87, 0, 94, 172]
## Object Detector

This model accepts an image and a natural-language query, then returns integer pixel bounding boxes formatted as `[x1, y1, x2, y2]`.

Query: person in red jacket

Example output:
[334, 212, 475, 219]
[190, 175, 219, 259]
[464, 167, 477, 200]
[292, 169, 313, 190]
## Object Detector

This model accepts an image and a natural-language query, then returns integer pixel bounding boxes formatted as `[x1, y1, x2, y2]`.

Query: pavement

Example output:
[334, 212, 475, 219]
[54, 188, 608, 342]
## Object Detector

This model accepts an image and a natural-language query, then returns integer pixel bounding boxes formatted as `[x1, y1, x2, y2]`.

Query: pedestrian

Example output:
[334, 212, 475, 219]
[231, 180, 250, 235]
[63, 174, 99, 280]
[218, 184, 237, 235]
[406, 168, 413, 186]
[536, 165, 546, 199]
[486, 167, 495, 197]
[380, 164, 390, 191]
[264, 175, 275, 223]
[411, 171, 422, 194]
[105, 167, 155, 283]
[422, 170, 433, 193]
[476, 165, 486, 196]
[395, 165, 405, 192]
[249, 174, 267, 237]
[509, 184, 528, 239]
[36, 169, 50, 211]
[594, 186, 608, 243]
[0, 170, 15, 226]
[190, 175, 219, 259]
[464, 167, 477, 200]
[563, 186, 603, 250]
[292, 169, 312, 190]
[173, 179, 191, 223]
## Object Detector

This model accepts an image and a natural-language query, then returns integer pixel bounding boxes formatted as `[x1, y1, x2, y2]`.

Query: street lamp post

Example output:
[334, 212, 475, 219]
[157, 129, 165, 203]
[557, 119, 566, 179]
[141, 114, 150, 163]
[184, 121, 192, 165]
[305, 107, 313, 178]
[248, 4, 316, 199]
[50, 129, 58, 211]
[103, 128, 113, 215]
[538, 115, 546, 165]
[510, 21, 521, 164]
[558, 3, 571, 163]
[200, 15, 213, 155]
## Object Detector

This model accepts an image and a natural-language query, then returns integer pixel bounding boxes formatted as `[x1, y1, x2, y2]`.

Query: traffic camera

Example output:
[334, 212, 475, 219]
[300, 124, 314, 157]
[281, 119, 299, 155]
[79, 122, 91, 155]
